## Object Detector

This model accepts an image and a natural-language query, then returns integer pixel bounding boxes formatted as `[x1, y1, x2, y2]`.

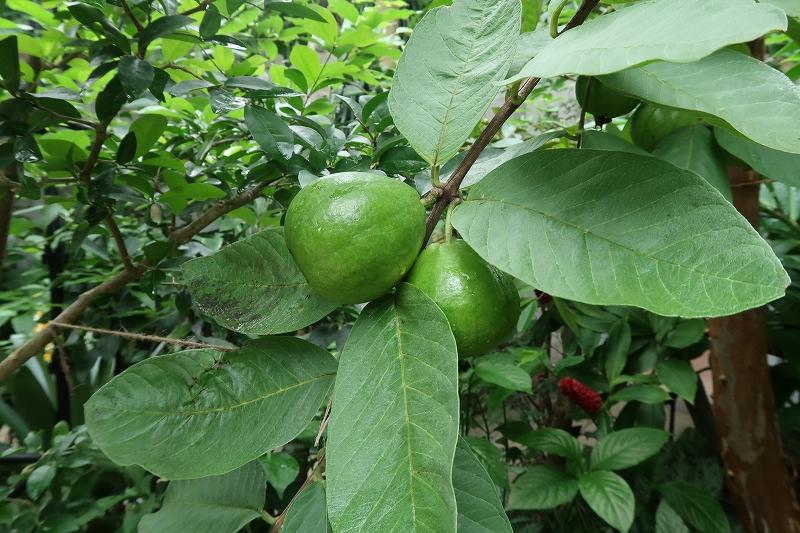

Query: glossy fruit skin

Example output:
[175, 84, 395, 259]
[630, 103, 700, 152]
[575, 76, 639, 119]
[285, 172, 426, 304]
[406, 240, 520, 356]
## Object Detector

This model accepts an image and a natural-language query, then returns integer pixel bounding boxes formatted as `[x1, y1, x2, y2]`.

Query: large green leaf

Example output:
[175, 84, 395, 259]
[283, 481, 331, 533]
[652, 126, 732, 201]
[505, 0, 786, 81]
[244, 105, 295, 160]
[387, 0, 520, 166]
[661, 482, 731, 533]
[473, 352, 532, 393]
[326, 284, 459, 532]
[714, 127, 800, 188]
[600, 49, 800, 154]
[579, 470, 635, 532]
[590, 428, 668, 471]
[118, 56, 154, 100]
[138, 461, 266, 533]
[517, 428, 583, 464]
[182, 228, 337, 335]
[508, 465, 579, 510]
[85, 338, 336, 479]
[762, 0, 800, 17]
[453, 437, 512, 533]
[452, 149, 788, 318]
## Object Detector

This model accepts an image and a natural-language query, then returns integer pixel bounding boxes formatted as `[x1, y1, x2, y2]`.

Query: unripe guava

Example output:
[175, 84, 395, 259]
[575, 76, 639, 119]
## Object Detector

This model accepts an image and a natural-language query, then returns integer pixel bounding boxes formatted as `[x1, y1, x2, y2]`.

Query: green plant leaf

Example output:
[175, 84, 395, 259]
[85, 338, 336, 479]
[652, 126, 732, 201]
[600, 49, 800, 155]
[260, 452, 299, 499]
[138, 461, 266, 533]
[506, 0, 786, 80]
[283, 481, 331, 533]
[387, 0, 520, 166]
[26, 464, 55, 500]
[508, 465, 579, 510]
[591, 428, 669, 471]
[118, 56, 155, 100]
[581, 130, 649, 155]
[130, 114, 168, 158]
[264, 1, 327, 22]
[655, 500, 689, 533]
[463, 437, 509, 490]
[474, 352, 531, 393]
[656, 360, 698, 403]
[67, 4, 131, 53]
[326, 284, 459, 532]
[0, 36, 20, 91]
[453, 437, 512, 533]
[244, 105, 295, 160]
[115, 132, 137, 164]
[452, 149, 788, 318]
[661, 482, 731, 533]
[517, 428, 583, 464]
[182, 228, 337, 335]
[579, 470, 635, 532]
[762, 0, 800, 17]
[96, 76, 127, 124]
[138, 15, 193, 51]
[609, 384, 670, 404]
[199, 4, 222, 39]
[13, 134, 42, 163]
[604, 320, 632, 382]
[714, 127, 800, 188]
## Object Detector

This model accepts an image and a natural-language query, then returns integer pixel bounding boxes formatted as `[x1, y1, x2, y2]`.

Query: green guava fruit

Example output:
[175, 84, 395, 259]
[406, 239, 520, 356]
[630, 103, 701, 152]
[284, 172, 426, 304]
[575, 76, 639, 119]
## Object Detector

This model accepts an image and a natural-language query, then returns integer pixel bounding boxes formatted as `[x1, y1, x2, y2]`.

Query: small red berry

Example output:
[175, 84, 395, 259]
[559, 377, 602, 415]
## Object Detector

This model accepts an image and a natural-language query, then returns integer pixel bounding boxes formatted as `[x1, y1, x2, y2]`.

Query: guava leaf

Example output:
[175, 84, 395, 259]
[138, 462, 266, 533]
[85, 337, 336, 479]
[326, 284, 459, 532]
[714, 127, 800, 188]
[600, 49, 800, 155]
[182, 228, 337, 335]
[388, 0, 520, 167]
[506, 0, 786, 80]
[452, 149, 788, 318]
[454, 437, 512, 533]
[283, 481, 331, 533]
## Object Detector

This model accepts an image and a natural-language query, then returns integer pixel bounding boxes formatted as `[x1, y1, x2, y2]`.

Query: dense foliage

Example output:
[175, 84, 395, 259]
[1, 0, 800, 532]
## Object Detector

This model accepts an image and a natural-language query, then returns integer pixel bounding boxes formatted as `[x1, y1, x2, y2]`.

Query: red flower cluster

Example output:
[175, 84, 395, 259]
[558, 377, 602, 415]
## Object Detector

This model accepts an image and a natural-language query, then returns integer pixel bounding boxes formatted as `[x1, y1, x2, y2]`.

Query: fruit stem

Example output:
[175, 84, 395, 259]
[549, 0, 569, 38]
[431, 165, 443, 188]
[444, 199, 461, 242]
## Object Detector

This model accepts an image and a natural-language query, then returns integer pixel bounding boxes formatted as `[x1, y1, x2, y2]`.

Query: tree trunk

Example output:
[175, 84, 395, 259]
[708, 166, 800, 533]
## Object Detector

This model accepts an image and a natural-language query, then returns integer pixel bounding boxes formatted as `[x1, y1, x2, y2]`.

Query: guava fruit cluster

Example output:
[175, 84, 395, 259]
[285, 172, 520, 356]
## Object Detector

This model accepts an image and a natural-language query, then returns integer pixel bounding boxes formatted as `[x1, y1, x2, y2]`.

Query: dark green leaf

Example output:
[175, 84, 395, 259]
[283, 481, 331, 533]
[118, 55, 155, 100]
[604, 320, 632, 382]
[518, 428, 583, 464]
[656, 360, 698, 404]
[661, 482, 731, 533]
[168, 79, 216, 96]
[138, 15, 193, 51]
[116, 132, 137, 164]
[96, 76, 127, 124]
[715, 127, 800, 188]
[464, 437, 509, 490]
[454, 437, 512, 533]
[663, 319, 706, 349]
[656, 500, 689, 533]
[609, 384, 670, 404]
[244, 105, 294, 160]
[149, 68, 171, 101]
[0, 36, 20, 91]
[591, 428, 669, 471]
[264, 1, 327, 22]
[13, 134, 42, 163]
[67, 4, 131, 53]
[579, 470, 635, 532]
[199, 4, 222, 38]
[260, 452, 298, 498]
[474, 352, 532, 393]
[508, 465, 579, 510]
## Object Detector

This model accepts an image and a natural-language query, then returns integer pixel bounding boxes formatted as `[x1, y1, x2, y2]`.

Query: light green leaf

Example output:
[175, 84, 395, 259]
[761, 0, 800, 17]
[600, 49, 800, 155]
[508, 465, 579, 510]
[26, 464, 55, 500]
[474, 353, 532, 393]
[138, 15, 193, 51]
[264, 1, 327, 22]
[85, 338, 336, 479]
[656, 500, 689, 533]
[464, 437, 509, 490]
[130, 114, 168, 158]
[244, 105, 295, 160]
[661, 482, 731, 533]
[506, 0, 786, 80]
[326, 284, 459, 533]
[454, 437, 512, 533]
[517, 428, 583, 464]
[388, 0, 520, 166]
[260, 452, 299, 499]
[452, 149, 788, 318]
[591, 428, 669, 471]
[507, 29, 551, 79]
[289, 44, 322, 91]
[579, 470, 635, 532]
[609, 384, 670, 404]
[714, 127, 800, 188]
[138, 461, 265, 533]
[656, 360, 698, 403]
[182, 228, 337, 335]
[199, 4, 222, 38]
[652, 126, 732, 201]
[283, 481, 331, 533]
[663, 319, 706, 349]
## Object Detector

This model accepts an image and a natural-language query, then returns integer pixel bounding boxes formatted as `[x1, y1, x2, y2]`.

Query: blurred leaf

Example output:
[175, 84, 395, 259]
[474, 352, 532, 393]
[508, 465, 578, 510]
[0, 36, 20, 91]
[13, 134, 42, 163]
[656, 500, 690, 533]
[454, 437, 512, 533]
[264, 1, 327, 21]
[116, 132, 137, 164]
[518, 428, 583, 464]
[130, 114, 168, 158]
[656, 360, 698, 404]
[661, 482, 731, 533]
[138, 15, 193, 51]
[579, 470, 635, 532]
[200, 4, 222, 38]
[260, 452, 299, 498]
[118, 56, 155, 100]
[610, 384, 670, 404]
[96, 76, 127, 124]
[664, 319, 706, 349]
[67, 4, 131, 52]
[604, 320, 632, 382]
[26, 464, 55, 500]
[715, 127, 800, 188]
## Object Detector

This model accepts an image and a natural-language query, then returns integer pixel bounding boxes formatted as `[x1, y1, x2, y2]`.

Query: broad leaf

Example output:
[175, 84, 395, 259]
[517, 428, 583, 464]
[452, 149, 788, 318]
[96, 76, 127, 124]
[85, 338, 336, 479]
[130, 114, 168, 158]
[661, 482, 731, 533]
[609, 384, 670, 404]
[506, 0, 786, 80]
[656, 360, 698, 404]
[138, 15, 193, 51]
[463, 437, 509, 490]
[581, 130, 649, 156]
[199, 4, 222, 39]
[326, 284, 459, 533]
[118, 56, 155, 100]
[0, 36, 20, 91]
[244, 105, 295, 160]
[264, 1, 327, 22]
[388, 0, 520, 166]
[600, 49, 800, 154]
[714, 127, 800, 188]
[762, 0, 800, 17]
[579, 470, 635, 532]
[474, 352, 531, 393]
[453, 437, 512, 533]
[508, 465, 579, 510]
[283, 481, 331, 533]
[182, 228, 337, 335]
[138, 461, 266, 533]
[591, 428, 669, 471]
[656, 500, 689, 533]
[652, 126, 732, 201]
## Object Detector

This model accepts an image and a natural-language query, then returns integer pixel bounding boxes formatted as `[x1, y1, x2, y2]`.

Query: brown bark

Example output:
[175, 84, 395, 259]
[708, 166, 800, 533]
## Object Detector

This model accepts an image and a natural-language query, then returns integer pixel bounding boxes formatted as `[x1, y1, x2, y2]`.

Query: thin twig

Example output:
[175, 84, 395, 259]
[163, 63, 204, 80]
[180, 0, 212, 16]
[79, 125, 108, 187]
[121, 0, 145, 32]
[104, 214, 134, 272]
[314, 399, 333, 448]
[424, 0, 600, 242]
[49, 322, 235, 351]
